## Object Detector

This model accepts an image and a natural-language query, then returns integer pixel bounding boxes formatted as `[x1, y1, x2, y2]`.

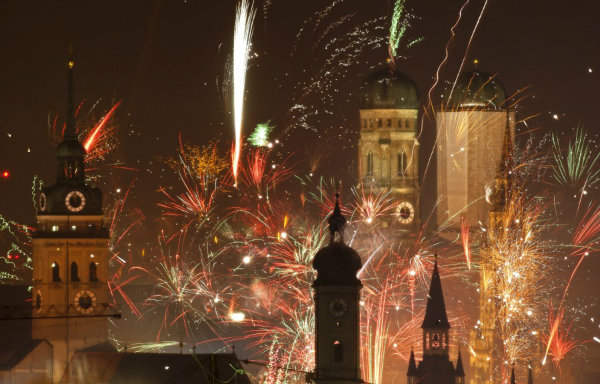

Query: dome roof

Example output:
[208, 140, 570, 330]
[444, 69, 506, 110]
[313, 242, 362, 286]
[56, 137, 85, 158]
[361, 68, 419, 109]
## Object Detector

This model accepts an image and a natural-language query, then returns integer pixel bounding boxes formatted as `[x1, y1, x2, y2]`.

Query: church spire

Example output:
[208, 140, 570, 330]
[491, 109, 513, 212]
[527, 362, 534, 384]
[510, 365, 516, 384]
[65, 46, 77, 139]
[328, 193, 347, 244]
[407, 347, 418, 376]
[498, 108, 513, 175]
[455, 349, 465, 377]
[422, 254, 450, 329]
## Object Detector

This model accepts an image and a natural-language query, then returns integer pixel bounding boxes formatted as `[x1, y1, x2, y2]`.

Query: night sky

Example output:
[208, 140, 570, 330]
[1, 0, 598, 222]
[0, 0, 599, 381]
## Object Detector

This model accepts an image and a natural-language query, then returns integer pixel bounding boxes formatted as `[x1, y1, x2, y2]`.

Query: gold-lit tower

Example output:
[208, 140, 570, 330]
[469, 111, 514, 384]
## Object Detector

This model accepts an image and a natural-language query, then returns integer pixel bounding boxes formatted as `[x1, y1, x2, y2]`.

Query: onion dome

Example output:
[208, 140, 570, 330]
[361, 68, 419, 109]
[444, 65, 506, 109]
[313, 195, 362, 286]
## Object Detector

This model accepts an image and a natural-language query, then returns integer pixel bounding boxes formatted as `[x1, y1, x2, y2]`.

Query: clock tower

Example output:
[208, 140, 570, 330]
[312, 195, 363, 384]
[32, 58, 112, 383]
[358, 67, 421, 235]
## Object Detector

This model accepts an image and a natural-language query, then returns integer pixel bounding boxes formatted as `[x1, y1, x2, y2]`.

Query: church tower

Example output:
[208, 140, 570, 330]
[406, 256, 465, 384]
[312, 195, 363, 383]
[436, 62, 514, 237]
[358, 67, 420, 235]
[469, 111, 514, 384]
[32, 58, 112, 383]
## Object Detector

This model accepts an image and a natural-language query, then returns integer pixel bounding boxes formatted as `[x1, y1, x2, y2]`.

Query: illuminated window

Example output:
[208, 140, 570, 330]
[397, 150, 408, 176]
[70, 262, 80, 282]
[51, 225, 59, 232]
[52, 262, 61, 282]
[366, 152, 374, 176]
[333, 340, 343, 362]
[71, 225, 77, 231]
[89, 262, 98, 282]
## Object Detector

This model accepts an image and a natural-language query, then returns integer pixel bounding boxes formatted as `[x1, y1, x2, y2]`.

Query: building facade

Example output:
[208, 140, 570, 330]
[31, 58, 114, 383]
[436, 66, 514, 235]
[358, 68, 421, 236]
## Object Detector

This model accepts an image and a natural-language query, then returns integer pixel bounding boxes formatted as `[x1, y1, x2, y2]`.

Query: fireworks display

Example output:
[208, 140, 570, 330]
[0, 1, 598, 384]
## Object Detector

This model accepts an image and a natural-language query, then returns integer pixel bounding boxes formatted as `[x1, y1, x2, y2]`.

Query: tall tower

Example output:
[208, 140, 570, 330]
[312, 195, 363, 384]
[32, 58, 112, 383]
[469, 112, 513, 384]
[406, 257, 465, 384]
[436, 63, 514, 236]
[358, 67, 420, 234]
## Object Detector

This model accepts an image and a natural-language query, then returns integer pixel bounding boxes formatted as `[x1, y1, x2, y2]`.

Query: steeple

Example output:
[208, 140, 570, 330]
[328, 193, 347, 244]
[65, 47, 77, 139]
[527, 363, 533, 384]
[407, 347, 417, 376]
[510, 365, 516, 384]
[491, 109, 513, 212]
[455, 349, 465, 377]
[422, 255, 450, 329]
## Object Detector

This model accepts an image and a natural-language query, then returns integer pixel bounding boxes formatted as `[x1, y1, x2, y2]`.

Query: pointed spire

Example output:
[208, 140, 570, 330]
[328, 193, 347, 244]
[65, 45, 77, 139]
[510, 364, 516, 384]
[407, 347, 418, 376]
[527, 362, 534, 384]
[498, 108, 513, 175]
[455, 349, 465, 377]
[422, 254, 450, 329]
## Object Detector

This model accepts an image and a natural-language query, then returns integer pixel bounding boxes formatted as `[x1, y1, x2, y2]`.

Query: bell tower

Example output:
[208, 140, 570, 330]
[32, 57, 112, 383]
[358, 67, 421, 235]
[312, 195, 363, 384]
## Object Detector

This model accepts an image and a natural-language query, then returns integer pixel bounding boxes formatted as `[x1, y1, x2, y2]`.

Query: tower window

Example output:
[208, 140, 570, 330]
[363, 119, 367, 128]
[333, 340, 343, 362]
[369, 119, 372, 128]
[377, 119, 382, 128]
[398, 119, 403, 128]
[387, 119, 392, 127]
[70, 262, 80, 282]
[89, 262, 98, 282]
[405, 119, 410, 129]
[52, 262, 61, 282]
[52, 225, 59, 232]
[398, 151, 408, 176]
[366, 152, 374, 176]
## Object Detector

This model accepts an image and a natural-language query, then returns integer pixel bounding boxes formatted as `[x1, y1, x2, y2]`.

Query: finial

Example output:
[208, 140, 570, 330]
[434, 253, 438, 266]
[473, 58, 479, 69]
[65, 45, 77, 139]
[328, 193, 347, 244]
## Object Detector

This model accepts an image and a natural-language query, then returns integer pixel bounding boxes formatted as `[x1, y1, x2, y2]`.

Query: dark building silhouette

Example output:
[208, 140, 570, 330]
[407, 257, 465, 384]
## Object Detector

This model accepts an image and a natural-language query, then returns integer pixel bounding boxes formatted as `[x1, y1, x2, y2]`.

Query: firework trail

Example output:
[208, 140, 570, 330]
[232, 0, 256, 186]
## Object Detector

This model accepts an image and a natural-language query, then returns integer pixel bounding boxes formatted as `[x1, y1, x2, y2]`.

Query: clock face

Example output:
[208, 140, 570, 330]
[34, 290, 43, 313]
[74, 290, 96, 314]
[396, 202, 414, 224]
[328, 298, 349, 318]
[65, 191, 86, 213]
[39, 193, 47, 212]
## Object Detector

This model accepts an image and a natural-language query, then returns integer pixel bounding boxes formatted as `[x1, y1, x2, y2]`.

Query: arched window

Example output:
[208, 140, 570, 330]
[366, 152, 374, 176]
[333, 340, 343, 362]
[398, 151, 408, 176]
[89, 262, 98, 282]
[377, 119, 382, 128]
[70, 262, 80, 282]
[52, 262, 61, 282]
[387, 119, 392, 127]
[397, 119, 403, 128]
[405, 119, 410, 129]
